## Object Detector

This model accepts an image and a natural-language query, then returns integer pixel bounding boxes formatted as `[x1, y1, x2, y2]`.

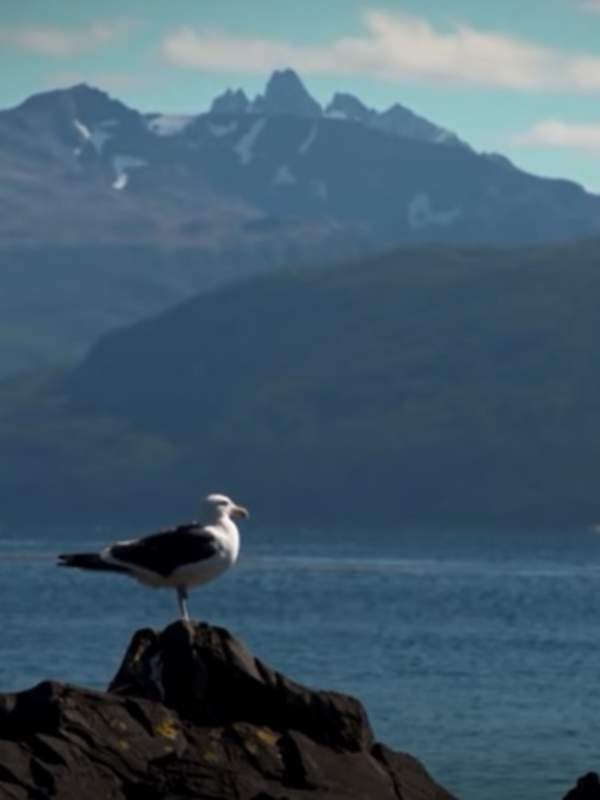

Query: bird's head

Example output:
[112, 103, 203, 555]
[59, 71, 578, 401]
[200, 493, 250, 524]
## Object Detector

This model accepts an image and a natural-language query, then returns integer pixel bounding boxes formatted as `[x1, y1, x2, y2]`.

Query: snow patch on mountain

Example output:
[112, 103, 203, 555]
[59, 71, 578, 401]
[73, 118, 117, 154]
[299, 123, 318, 155]
[208, 121, 238, 137]
[272, 164, 296, 186]
[73, 119, 91, 141]
[147, 115, 192, 137]
[91, 127, 115, 154]
[112, 155, 148, 190]
[234, 119, 266, 165]
[408, 193, 462, 229]
[434, 129, 455, 145]
[325, 110, 348, 120]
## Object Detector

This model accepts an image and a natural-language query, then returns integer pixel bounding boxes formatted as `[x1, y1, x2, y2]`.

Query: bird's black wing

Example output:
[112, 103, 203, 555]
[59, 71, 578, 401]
[109, 523, 221, 577]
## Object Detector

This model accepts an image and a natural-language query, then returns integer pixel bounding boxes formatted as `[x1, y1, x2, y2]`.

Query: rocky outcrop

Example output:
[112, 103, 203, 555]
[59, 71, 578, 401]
[564, 772, 600, 799]
[0, 621, 456, 799]
[252, 69, 322, 117]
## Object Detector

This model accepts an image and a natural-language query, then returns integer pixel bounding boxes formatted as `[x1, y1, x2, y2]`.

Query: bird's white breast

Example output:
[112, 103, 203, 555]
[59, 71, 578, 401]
[165, 519, 240, 588]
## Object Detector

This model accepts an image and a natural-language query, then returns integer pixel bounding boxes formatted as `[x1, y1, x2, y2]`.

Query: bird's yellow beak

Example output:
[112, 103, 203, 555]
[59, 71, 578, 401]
[232, 505, 250, 519]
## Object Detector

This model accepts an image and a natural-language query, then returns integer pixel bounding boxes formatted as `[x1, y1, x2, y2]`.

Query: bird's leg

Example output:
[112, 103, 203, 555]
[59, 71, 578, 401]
[176, 586, 190, 621]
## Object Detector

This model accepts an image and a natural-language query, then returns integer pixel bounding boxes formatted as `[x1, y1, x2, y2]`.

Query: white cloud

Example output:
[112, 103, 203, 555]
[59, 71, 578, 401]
[579, 0, 600, 12]
[161, 8, 600, 93]
[161, 28, 329, 73]
[514, 120, 600, 151]
[0, 20, 132, 57]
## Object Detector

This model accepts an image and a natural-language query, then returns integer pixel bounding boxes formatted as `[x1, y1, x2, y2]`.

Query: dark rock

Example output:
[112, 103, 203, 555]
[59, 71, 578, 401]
[210, 88, 250, 115]
[252, 69, 322, 117]
[0, 621, 456, 799]
[373, 102, 462, 147]
[325, 92, 374, 124]
[564, 772, 600, 799]
[109, 622, 372, 752]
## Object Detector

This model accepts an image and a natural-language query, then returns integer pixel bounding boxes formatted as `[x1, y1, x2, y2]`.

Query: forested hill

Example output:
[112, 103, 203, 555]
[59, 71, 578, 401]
[3, 239, 600, 526]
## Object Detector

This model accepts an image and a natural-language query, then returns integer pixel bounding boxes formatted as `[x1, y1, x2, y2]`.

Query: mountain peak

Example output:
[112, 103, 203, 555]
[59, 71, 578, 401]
[19, 83, 108, 110]
[375, 102, 463, 147]
[326, 92, 374, 123]
[253, 68, 321, 117]
[18, 83, 135, 125]
[210, 88, 250, 115]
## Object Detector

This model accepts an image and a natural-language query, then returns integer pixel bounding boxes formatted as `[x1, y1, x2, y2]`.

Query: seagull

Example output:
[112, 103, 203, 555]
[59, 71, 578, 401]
[58, 493, 249, 620]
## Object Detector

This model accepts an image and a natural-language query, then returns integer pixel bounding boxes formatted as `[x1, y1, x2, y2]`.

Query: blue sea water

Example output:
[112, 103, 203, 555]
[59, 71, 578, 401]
[1, 523, 600, 800]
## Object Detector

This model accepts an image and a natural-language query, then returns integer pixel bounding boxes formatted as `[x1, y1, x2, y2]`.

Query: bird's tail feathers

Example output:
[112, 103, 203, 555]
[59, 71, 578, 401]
[58, 552, 127, 572]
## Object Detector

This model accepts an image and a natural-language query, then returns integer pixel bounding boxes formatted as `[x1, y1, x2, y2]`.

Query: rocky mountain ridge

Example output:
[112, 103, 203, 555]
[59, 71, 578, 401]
[207, 68, 465, 147]
[2, 68, 599, 249]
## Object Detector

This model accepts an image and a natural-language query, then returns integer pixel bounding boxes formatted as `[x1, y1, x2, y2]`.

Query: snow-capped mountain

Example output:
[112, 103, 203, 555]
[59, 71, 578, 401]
[325, 91, 466, 147]
[210, 70, 463, 145]
[1, 68, 599, 250]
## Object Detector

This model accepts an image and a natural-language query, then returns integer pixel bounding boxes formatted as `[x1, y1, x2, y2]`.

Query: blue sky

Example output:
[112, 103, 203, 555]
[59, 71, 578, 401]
[3, 0, 600, 189]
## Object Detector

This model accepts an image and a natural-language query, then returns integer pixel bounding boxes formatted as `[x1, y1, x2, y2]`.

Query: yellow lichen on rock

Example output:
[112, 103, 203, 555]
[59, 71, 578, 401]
[255, 727, 280, 748]
[154, 717, 179, 740]
[201, 748, 220, 764]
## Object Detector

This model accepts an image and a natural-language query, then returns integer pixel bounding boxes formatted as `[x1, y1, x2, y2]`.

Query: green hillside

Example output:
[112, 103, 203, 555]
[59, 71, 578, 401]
[3, 240, 600, 526]
[0, 234, 360, 378]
